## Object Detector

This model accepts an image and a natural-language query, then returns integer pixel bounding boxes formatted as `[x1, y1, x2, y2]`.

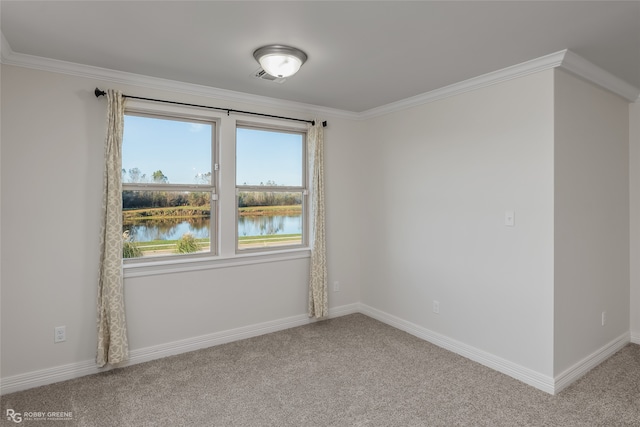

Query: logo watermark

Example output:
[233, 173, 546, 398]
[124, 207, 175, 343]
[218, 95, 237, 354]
[6, 409, 21, 423]
[6, 409, 73, 423]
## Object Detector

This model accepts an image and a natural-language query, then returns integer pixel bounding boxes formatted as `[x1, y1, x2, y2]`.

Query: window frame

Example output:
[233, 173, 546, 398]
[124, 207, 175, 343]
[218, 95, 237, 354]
[235, 122, 309, 253]
[121, 108, 218, 262]
[119, 100, 312, 278]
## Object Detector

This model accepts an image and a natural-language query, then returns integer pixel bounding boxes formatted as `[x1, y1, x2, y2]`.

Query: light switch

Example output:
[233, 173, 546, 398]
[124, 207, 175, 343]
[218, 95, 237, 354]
[505, 211, 515, 227]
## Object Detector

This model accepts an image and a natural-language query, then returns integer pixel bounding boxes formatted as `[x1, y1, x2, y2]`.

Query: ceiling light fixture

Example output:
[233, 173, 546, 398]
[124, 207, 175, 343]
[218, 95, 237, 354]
[253, 45, 308, 78]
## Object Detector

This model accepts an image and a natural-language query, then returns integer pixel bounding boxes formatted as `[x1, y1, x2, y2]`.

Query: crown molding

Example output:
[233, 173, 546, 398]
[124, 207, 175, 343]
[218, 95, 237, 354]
[2, 30, 638, 117]
[560, 50, 640, 103]
[361, 50, 640, 119]
[360, 50, 568, 119]
[0, 31, 358, 122]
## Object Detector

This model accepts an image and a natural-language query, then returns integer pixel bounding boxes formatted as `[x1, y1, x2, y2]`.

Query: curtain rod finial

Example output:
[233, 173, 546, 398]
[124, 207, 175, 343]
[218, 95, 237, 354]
[94, 88, 106, 98]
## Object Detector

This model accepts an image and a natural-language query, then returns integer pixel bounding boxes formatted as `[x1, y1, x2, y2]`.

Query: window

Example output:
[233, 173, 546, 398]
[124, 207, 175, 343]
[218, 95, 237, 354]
[122, 113, 216, 259]
[236, 125, 307, 251]
[118, 101, 310, 271]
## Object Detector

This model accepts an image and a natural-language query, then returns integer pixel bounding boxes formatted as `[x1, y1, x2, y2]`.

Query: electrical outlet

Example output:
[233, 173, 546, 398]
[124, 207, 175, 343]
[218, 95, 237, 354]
[601, 311, 606, 326]
[54, 326, 66, 343]
[333, 281, 340, 292]
[433, 300, 440, 314]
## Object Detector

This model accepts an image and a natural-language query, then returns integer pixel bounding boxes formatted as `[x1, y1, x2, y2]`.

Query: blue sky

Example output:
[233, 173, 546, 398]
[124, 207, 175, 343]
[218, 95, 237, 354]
[236, 127, 303, 186]
[122, 115, 303, 186]
[123, 115, 212, 184]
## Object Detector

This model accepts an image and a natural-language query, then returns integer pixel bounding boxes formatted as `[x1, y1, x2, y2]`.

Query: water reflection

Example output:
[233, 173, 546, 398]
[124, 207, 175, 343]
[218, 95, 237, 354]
[238, 215, 301, 237]
[124, 215, 302, 243]
[125, 217, 209, 242]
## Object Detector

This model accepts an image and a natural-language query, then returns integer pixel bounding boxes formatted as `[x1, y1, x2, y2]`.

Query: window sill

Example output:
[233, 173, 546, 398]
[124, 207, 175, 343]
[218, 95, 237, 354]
[123, 248, 311, 279]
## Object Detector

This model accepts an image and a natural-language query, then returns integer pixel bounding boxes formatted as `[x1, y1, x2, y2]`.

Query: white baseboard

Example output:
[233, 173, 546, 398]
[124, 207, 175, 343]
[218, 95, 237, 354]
[553, 332, 630, 394]
[359, 304, 556, 394]
[363, 307, 633, 394]
[359, 304, 632, 395]
[0, 303, 360, 395]
[0, 359, 104, 397]
[1, 302, 629, 396]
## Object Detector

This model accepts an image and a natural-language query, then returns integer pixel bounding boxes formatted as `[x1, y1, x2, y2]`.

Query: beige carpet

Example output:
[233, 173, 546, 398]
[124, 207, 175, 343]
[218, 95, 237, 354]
[1, 314, 639, 426]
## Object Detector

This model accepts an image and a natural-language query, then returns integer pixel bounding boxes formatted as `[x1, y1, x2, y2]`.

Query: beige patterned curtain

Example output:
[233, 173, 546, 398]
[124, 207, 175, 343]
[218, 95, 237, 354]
[97, 90, 129, 367]
[308, 121, 328, 318]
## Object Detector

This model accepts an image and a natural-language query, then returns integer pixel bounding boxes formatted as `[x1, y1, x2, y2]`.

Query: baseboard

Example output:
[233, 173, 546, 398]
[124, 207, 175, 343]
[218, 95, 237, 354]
[553, 332, 630, 394]
[630, 331, 640, 344]
[1, 302, 627, 396]
[359, 304, 556, 394]
[0, 303, 360, 395]
[127, 302, 359, 367]
[360, 304, 634, 395]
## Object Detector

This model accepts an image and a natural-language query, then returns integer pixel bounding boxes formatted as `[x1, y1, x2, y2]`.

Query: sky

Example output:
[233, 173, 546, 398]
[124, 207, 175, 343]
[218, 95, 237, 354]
[122, 115, 303, 186]
[236, 127, 303, 186]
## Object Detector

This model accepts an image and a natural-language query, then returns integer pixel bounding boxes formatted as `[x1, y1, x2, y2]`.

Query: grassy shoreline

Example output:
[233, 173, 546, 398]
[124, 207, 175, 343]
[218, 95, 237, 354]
[129, 233, 302, 247]
[123, 206, 209, 221]
[123, 205, 301, 220]
[238, 205, 301, 216]
[125, 233, 302, 257]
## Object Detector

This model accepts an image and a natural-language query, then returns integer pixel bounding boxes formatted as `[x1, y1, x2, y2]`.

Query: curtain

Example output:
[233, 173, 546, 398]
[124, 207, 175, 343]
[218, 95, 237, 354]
[308, 121, 328, 318]
[96, 90, 129, 367]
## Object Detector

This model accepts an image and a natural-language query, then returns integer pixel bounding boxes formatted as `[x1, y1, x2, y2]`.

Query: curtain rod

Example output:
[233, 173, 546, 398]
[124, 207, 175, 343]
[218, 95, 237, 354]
[94, 88, 327, 127]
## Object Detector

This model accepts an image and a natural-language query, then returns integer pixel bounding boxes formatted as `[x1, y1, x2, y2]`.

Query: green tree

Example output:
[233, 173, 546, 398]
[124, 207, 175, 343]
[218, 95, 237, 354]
[195, 171, 212, 185]
[152, 170, 168, 183]
[128, 167, 142, 183]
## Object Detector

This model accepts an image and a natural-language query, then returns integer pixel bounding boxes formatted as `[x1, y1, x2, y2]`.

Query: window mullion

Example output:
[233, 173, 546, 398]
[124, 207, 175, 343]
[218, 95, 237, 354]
[237, 186, 304, 192]
[123, 184, 214, 192]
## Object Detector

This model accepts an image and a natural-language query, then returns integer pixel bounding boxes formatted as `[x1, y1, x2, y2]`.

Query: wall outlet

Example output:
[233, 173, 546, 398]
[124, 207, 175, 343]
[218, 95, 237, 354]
[54, 326, 66, 343]
[333, 281, 340, 292]
[601, 311, 606, 326]
[433, 300, 440, 314]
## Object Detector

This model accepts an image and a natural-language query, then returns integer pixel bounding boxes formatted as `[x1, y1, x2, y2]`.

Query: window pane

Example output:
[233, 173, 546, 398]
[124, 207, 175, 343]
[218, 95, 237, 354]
[123, 115, 212, 185]
[236, 127, 303, 186]
[237, 191, 302, 249]
[123, 190, 211, 257]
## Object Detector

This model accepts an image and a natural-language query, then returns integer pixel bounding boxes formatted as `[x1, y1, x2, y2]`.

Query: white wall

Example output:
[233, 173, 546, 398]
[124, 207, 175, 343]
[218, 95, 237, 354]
[1, 60, 635, 393]
[553, 69, 630, 374]
[360, 71, 556, 376]
[0, 65, 362, 380]
[631, 101, 640, 343]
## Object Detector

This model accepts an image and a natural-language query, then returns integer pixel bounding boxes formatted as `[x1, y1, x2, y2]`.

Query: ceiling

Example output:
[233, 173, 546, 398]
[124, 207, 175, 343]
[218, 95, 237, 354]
[2, 1, 639, 112]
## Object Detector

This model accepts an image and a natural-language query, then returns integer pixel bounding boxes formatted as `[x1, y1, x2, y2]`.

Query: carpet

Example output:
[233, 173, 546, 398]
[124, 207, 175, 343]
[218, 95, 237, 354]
[1, 314, 639, 426]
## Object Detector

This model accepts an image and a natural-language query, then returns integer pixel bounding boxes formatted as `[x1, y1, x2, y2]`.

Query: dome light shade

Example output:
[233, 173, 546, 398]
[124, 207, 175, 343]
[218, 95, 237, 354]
[253, 45, 308, 78]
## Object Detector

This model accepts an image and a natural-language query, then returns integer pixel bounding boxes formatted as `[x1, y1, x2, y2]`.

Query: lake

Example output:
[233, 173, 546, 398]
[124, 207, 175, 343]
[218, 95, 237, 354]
[125, 215, 302, 243]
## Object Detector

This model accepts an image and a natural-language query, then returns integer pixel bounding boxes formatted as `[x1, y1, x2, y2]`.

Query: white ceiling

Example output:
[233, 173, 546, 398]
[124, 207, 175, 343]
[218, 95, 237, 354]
[2, 1, 639, 112]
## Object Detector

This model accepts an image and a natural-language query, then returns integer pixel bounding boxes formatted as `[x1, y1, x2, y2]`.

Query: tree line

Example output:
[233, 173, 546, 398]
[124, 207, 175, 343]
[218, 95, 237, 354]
[237, 191, 301, 208]
[123, 168, 212, 185]
[123, 191, 209, 210]
[237, 179, 302, 207]
[122, 168, 300, 210]
[122, 168, 210, 210]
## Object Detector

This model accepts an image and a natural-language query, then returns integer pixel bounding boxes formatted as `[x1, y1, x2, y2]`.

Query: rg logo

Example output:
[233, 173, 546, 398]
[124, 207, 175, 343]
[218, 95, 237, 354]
[6, 409, 22, 423]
